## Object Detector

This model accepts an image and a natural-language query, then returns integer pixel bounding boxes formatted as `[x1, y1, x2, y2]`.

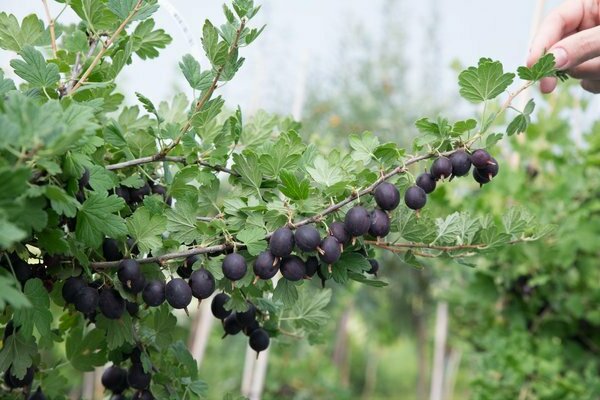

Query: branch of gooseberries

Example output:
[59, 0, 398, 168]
[90, 79, 536, 269]
[106, 155, 240, 176]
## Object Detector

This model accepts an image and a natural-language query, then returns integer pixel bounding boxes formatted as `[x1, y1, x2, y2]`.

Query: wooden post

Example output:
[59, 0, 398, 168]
[429, 302, 448, 400]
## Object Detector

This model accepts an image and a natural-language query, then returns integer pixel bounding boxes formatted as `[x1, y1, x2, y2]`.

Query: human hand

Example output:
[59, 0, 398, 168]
[528, 0, 600, 93]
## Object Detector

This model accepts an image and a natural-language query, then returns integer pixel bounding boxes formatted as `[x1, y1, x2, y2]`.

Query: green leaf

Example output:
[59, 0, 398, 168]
[190, 97, 224, 129]
[0, 332, 37, 378]
[458, 58, 515, 103]
[373, 142, 403, 165]
[333, 252, 370, 273]
[485, 133, 503, 148]
[279, 170, 309, 200]
[236, 227, 266, 256]
[136, 92, 163, 123]
[287, 288, 331, 330]
[0, 274, 30, 309]
[452, 119, 477, 134]
[165, 197, 200, 244]
[179, 54, 213, 90]
[273, 279, 298, 305]
[347, 271, 388, 287]
[0, 69, 16, 96]
[126, 207, 166, 253]
[201, 20, 219, 64]
[107, 0, 159, 21]
[433, 212, 462, 245]
[349, 131, 379, 163]
[145, 305, 177, 348]
[76, 193, 127, 247]
[517, 53, 558, 81]
[131, 19, 172, 60]
[13, 279, 53, 340]
[0, 218, 27, 249]
[506, 114, 529, 136]
[10, 46, 60, 88]
[306, 155, 344, 187]
[66, 327, 106, 371]
[88, 165, 118, 193]
[95, 314, 135, 350]
[233, 152, 263, 190]
[0, 13, 50, 52]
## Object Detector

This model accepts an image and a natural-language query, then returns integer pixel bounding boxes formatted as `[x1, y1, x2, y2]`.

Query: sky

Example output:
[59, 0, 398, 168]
[0, 0, 564, 116]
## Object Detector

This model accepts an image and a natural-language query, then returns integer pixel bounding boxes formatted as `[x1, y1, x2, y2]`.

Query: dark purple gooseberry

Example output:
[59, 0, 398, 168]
[189, 269, 215, 299]
[165, 278, 192, 309]
[98, 288, 126, 320]
[473, 168, 491, 186]
[344, 206, 371, 237]
[416, 172, 436, 194]
[294, 225, 321, 252]
[470, 149, 492, 169]
[367, 259, 379, 275]
[269, 227, 295, 257]
[280, 256, 306, 281]
[249, 328, 270, 355]
[329, 221, 350, 246]
[404, 186, 427, 210]
[373, 182, 400, 211]
[253, 251, 279, 280]
[368, 209, 391, 238]
[431, 156, 452, 180]
[449, 149, 472, 177]
[222, 253, 247, 281]
[129, 181, 151, 204]
[476, 157, 499, 180]
[211, 293, 232, 320]
[142, 280, 166, 307]
[319, 236, 341, 265]
[304, 256, 320, 278]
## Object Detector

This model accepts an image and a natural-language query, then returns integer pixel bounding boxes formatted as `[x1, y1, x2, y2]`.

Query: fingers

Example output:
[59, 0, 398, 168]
[581, 79, 600, 93]
[569, 58, 600, 79]
[528, 0, 585, 67]
[548, 25, 600, 71]
[540, 77, 558, 94]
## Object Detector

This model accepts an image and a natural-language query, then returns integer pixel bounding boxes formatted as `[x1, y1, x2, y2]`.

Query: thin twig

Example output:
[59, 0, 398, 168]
[41, 0, 57, 58]
[366, 238, 528, 254]
[106, 19, 246, 170]
[67, 0, 143, 95]
[106, 155, 240, 176]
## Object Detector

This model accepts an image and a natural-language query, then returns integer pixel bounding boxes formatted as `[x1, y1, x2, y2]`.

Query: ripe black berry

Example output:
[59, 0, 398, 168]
[344, 206, 370, 237]
[111, 395, 127, 400]
[294, 225, 321, 252]
[319, 236, 341, 265]
[304, 256, 319, 278]
[118, 259, 141, 285]
[79, 168, 91, 190]
[99, 288, 126, 320]
[374, 182, 400, 211]
[269, 227, 295, 257]
[404, 186, 427, 210]
[177, 255, 199, 279]
[74, 286, 99, 314]
[165, 278, 192, 309]
[222, 253, 247, 281]
[28, 387, 46, 400]
[476, 157, 499, 180]
[367, 259, 379, 275]
[369, 209, 391, 238]
[329, 221, 350, 245]
[9, 256, 32, 284]
[416, 172, 436, 194]
[151, 184, 171, 205]
[62, 276, 86, 304]
[249, 328, 270, 355]
[114, 186, 131, 204]
[253, 251, 279, 280]
[223, 314, 243, 336]
[102, 365, 128, 393]
[449, 149, 472, 177]
[103, 238, 123, 261]
[4, 366, 34, 388]
[244, 319, 260, 336]
[126, 300, 139, 317]
[431, 156, 452, 180]
[473, 168, 490, 185]
[280, 255, 306, 281]
[235, 303, 257, 326]
[3, 320, 16, 340]
[189, 269, 215, 299]
[127, 362, 151, 390]
[133, 390, 155, 400]
[129, 182, 151, 204]
[211, 293, 231, 320]
[470, 149, 492, 169]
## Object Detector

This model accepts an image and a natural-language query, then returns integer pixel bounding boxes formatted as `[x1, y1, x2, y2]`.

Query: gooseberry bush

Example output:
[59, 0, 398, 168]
[0, 0, 564, 398]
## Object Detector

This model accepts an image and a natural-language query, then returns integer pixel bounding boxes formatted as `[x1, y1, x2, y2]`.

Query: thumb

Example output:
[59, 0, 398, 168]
[549, 25, 600, 70]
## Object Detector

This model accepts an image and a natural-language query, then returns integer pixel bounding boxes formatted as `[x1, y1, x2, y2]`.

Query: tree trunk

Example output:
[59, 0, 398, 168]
[361, 346, 378, 400]
[188, 296, 215, 368]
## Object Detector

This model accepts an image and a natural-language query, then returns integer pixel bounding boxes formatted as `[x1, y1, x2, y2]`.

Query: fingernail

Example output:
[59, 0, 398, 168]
[550, 47, 568, 69]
